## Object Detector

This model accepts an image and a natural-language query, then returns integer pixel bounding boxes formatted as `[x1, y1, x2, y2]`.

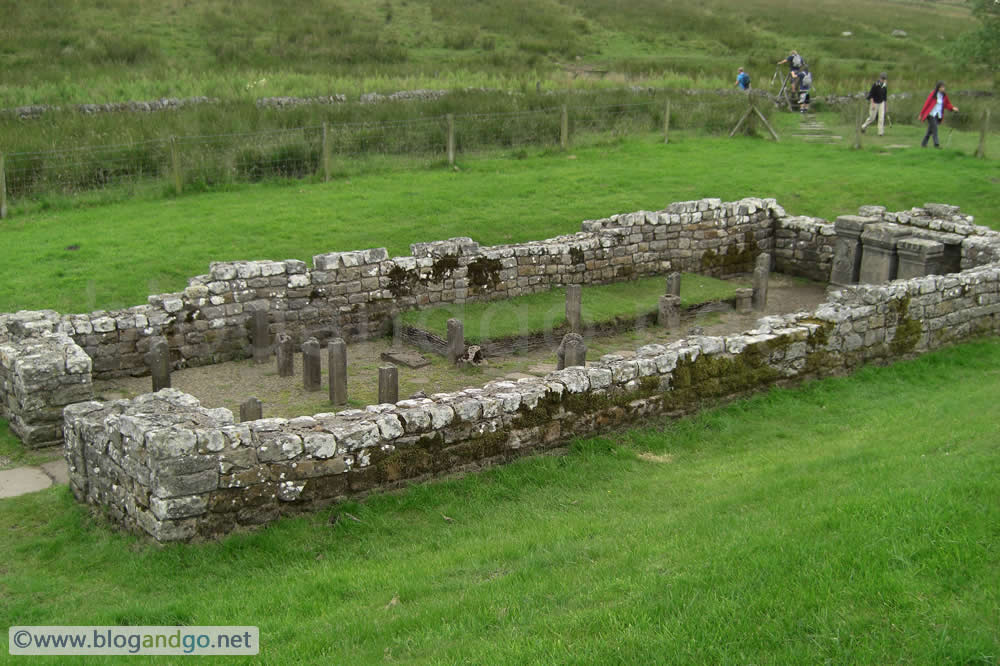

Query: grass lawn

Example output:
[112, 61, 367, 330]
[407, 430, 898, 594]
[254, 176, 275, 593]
[401, 273, 746, 343]
[2, 131, 998, 315]
[1, 339, 997, 663]
[0, 420, 62, 471]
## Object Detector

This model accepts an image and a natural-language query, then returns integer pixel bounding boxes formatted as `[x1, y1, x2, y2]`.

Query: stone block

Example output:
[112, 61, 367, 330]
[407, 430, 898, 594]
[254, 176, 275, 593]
[897, 238, 946, 280]
[859, 223, 912, 284]
[830, 215, 878, 286]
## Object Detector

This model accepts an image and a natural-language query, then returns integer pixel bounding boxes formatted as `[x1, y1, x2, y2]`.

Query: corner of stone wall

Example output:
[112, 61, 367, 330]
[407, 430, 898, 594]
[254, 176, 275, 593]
[1, 332, 93, 448]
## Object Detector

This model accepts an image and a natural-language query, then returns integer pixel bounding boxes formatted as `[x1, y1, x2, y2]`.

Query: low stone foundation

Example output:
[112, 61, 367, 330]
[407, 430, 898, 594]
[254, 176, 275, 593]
[64, 260, 1000, 541]
[0, 333, 93, 448]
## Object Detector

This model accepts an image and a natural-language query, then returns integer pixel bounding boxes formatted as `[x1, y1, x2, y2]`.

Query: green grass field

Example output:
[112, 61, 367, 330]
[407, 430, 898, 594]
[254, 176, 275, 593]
[0, 0, 988, 107]
[401, 273, 745, 343]
[2, 133, 998, 315]
[1, 340, 997, 663]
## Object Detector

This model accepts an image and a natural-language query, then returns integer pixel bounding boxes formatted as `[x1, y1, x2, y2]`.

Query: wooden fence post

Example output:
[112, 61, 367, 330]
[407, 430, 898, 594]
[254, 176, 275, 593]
[560, 104, 569, 150]
[170, 136, 182, 195]
[0, 152, 7, 219]
[664, 98, 671, 144]
[975, 109, 990, 159]
[447, 114, 455, 166]
[322, 121, 331, 181]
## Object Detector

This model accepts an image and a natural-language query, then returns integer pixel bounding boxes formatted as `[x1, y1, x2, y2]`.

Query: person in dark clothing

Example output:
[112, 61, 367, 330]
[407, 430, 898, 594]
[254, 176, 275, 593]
[919, 81, 958, 148]
[777, 50, 805, 95]
[796, 68, 812, 113]
[861, 72, 888, 135]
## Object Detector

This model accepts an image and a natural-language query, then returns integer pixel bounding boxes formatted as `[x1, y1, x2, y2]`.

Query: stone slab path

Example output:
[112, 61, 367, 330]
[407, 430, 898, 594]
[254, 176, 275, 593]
[0, 460, 69, 499]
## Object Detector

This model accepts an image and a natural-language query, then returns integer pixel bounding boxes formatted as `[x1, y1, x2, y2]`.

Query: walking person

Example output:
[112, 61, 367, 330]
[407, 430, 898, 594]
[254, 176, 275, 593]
[919, 81, 958, 148]
[796, 68, 812, 113]
[861, 72, 888, 135]
[736, 67, 751, 91]
[777, 50, 805, 95]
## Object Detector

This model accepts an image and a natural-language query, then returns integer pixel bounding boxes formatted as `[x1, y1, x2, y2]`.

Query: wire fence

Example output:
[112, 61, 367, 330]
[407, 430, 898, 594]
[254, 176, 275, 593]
[0, 94, 994, 214]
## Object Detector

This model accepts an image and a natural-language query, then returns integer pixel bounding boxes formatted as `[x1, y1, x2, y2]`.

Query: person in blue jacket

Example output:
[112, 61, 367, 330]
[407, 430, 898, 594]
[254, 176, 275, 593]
[736, 68, 751, 91]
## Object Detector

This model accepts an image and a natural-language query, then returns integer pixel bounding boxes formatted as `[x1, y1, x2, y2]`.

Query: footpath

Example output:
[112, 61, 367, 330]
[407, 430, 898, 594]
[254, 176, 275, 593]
[0, 460, 69, 499]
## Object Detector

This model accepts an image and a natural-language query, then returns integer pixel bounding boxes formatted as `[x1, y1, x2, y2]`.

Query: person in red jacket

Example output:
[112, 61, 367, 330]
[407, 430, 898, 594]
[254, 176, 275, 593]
[919, 81, 958, 148]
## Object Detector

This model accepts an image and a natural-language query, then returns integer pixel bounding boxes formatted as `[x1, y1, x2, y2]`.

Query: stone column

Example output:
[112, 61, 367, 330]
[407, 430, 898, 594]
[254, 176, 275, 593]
[859, 223, 911, 284]
[734, 288, 753, 314]
[378, 365, 399, 404]
[755, 252, 771, 272]
[896, 238, 945, 280]
[302, 337, 321, 392]
[252, 309, 270, 363]
[447, 318, 464, 364]
[564, 335, 587, 368]
[556, 332, 587, 370]
[565, 284, 583, 333]
[146, 337, 171, 391]
[276, 332, 294, 377]
[329, 337, 348, 406]
[240, 397, 262, 422]
[657, 295, 681, 329]
[665, 272, 681, 297]
[752, 265, 769, 312]
[829, 215, 876, 286]
[391, 313, 403, 348]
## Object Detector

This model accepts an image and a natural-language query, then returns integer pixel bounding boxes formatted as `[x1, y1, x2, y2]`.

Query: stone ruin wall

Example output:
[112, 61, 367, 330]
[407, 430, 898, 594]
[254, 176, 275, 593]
[46, 199, 1000, 543]
[2, 197, 997, 463]
[2, 198, 996, 453]
[63, 261, 1000, 542]
[771, 202, 990, 283]
[0, 197, 777, 382]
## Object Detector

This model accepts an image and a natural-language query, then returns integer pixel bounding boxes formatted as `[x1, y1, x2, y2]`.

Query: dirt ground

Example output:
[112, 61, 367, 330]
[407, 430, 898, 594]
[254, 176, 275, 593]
[94, 274, 829, 420]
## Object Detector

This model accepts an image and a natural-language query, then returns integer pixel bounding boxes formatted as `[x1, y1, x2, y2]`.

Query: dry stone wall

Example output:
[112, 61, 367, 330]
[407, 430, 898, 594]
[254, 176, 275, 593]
[64, 258, 1000, 542]
[772, 203, 994, 283]
[3, 198, 999, 459]
[0, 197, 779, 381]
[0, 333, 93, 447]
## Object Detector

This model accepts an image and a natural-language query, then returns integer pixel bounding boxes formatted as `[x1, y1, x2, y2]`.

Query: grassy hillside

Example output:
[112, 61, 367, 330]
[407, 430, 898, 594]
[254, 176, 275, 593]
[0, 0, 986, 106]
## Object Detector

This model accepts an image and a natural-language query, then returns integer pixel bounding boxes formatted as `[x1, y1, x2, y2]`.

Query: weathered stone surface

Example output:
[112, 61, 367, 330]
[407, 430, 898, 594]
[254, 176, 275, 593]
[239, 397, 263, 423]
[565, 285, 583, 333]
[378, 365, 399, 405]
[859, 223, 912, 284]
[897, 238, 945, 280]
[329, 338, 348, 406]
[658, 295, 681, 329]
[145, 337, 171, 391]
[665, 272, 681, 297]
[752, 266, 769, 312]
[302, 337, 321, 392]
[276, 333, 294, 377]
[447, 319, 464, 364]
[379, 349, 430, 369]
[252, 310, 270, 363]
[556, 333, 586, 370]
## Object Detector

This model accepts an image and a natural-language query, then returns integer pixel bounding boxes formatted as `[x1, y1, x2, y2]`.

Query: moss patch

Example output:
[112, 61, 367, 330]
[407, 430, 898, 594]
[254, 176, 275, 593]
[889, 296, 921, 355]
[466, 257, 503, 291]
[666, 344, 780, 409]
[387, 264, 418, 297]
[431, 254, 459, 282]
